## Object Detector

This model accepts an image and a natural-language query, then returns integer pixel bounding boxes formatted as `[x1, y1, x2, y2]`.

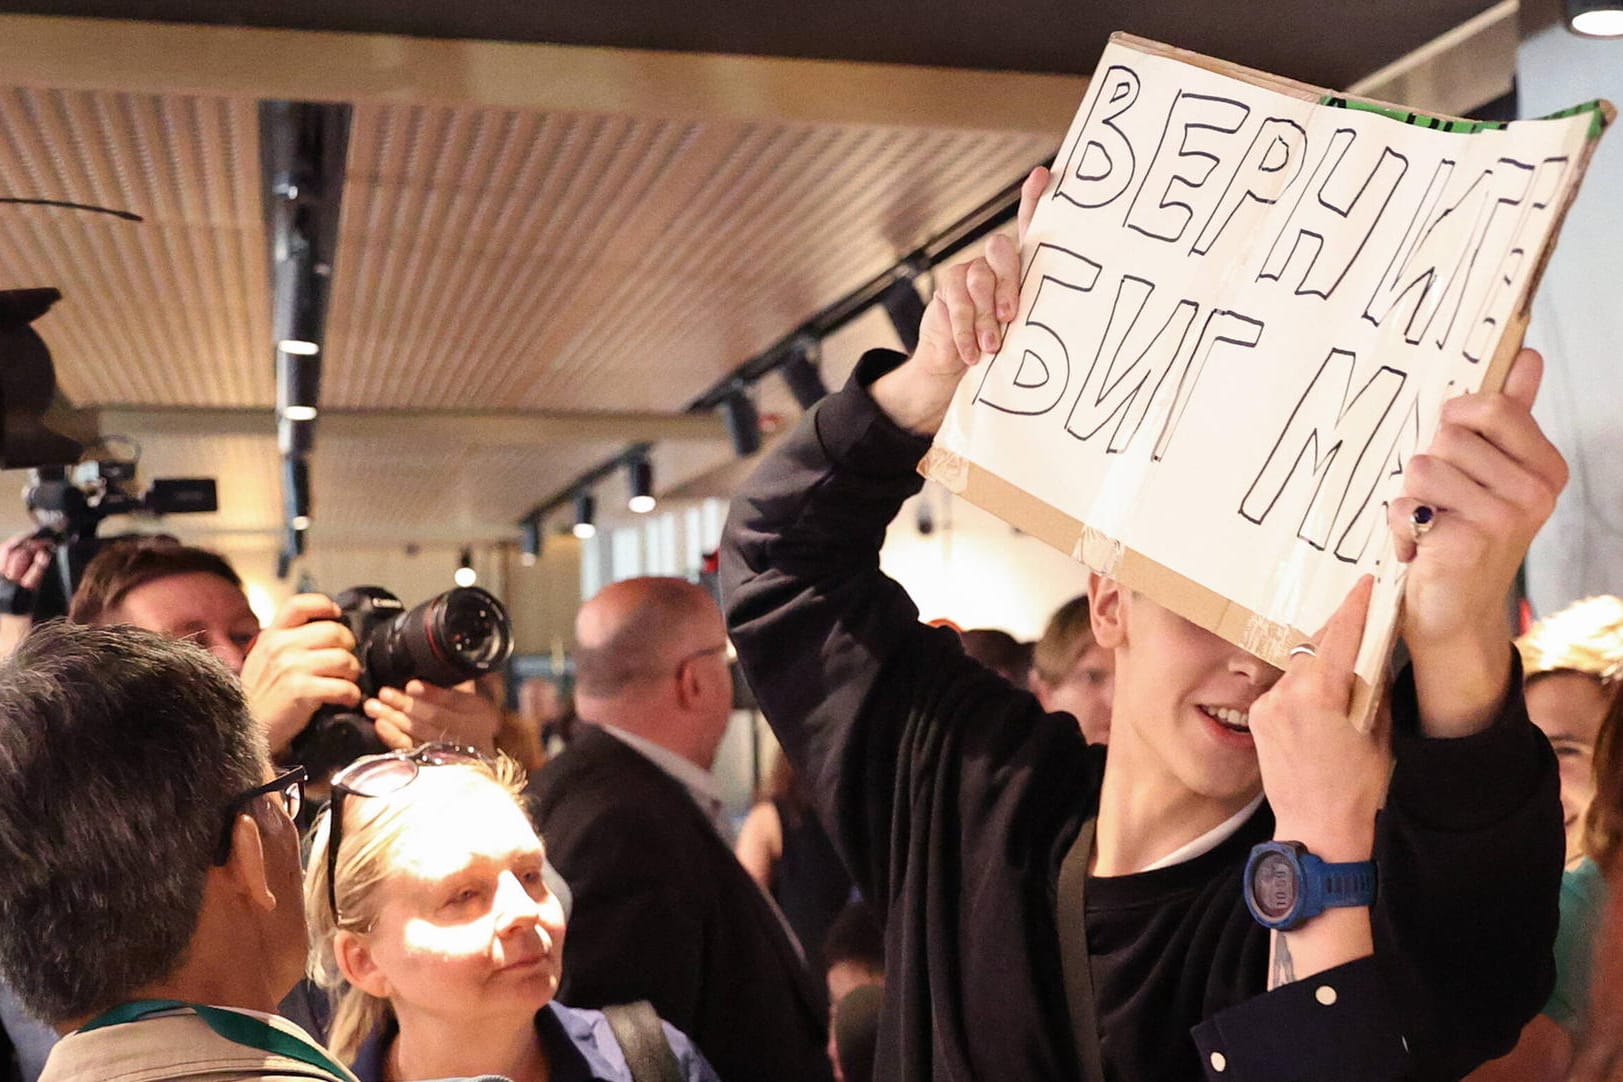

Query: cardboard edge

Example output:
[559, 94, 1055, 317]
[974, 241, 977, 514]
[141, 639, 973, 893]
[1108, 31, 1616, 136]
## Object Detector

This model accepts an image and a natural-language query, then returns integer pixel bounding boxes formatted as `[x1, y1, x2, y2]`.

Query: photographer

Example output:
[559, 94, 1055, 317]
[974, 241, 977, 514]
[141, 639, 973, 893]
[66, 537, 501, 761]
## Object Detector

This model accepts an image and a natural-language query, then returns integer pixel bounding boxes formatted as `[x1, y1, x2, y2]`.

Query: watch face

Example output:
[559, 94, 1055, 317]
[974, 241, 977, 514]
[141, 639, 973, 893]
[1250, 850, 1299, 922]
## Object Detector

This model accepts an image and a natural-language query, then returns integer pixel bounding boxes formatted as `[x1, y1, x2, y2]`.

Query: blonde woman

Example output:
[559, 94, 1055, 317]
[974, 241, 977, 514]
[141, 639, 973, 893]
[1519, 595, 1623, 868]
[305, 744, 719, 1082]
[1470, 595, 1623, 1082]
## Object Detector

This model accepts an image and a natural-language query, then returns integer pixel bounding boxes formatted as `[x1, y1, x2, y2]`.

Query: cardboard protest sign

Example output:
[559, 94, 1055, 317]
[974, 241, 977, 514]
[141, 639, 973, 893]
[923, 33, 1612, 719]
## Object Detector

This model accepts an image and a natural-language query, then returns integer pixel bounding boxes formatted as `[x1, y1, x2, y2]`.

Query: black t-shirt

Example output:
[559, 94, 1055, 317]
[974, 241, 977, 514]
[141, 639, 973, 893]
[1087, 806, 1274, 1080]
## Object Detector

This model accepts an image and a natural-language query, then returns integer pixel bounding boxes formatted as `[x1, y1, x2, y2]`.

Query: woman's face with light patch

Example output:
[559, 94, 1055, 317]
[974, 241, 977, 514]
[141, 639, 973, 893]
[355, 772, 567, 1023]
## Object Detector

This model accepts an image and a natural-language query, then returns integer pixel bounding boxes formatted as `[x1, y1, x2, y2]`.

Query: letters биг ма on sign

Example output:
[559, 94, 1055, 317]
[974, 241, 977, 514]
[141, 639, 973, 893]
[925, 34, 1610, 704]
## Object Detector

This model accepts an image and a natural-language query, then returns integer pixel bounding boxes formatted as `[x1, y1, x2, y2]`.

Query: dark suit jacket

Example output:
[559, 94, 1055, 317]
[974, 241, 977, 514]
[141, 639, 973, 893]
[527, 724, 831, 1082]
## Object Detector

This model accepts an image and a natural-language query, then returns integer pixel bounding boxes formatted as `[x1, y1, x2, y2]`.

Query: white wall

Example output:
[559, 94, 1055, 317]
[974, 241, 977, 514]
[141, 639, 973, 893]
[1518, 26, 1623, 614]
[881, 483, 1092, 640]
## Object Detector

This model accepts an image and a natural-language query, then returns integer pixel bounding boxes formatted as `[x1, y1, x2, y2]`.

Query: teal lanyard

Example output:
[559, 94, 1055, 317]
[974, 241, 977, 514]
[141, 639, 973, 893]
[79, 999, 354, 1080]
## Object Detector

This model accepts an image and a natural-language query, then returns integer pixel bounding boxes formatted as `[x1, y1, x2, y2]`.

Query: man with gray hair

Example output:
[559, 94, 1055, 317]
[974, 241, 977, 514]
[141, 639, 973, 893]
[529, 576, 831, 1082]
[0, 621, 354, 1081]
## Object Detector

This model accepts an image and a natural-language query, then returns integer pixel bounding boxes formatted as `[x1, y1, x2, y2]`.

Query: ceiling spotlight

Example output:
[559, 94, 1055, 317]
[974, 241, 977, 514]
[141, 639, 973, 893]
[283, 405, 318, 422]
[291, 515, 311, 531]
[1568, 0, 1623, 34]
[573, 492, 597, 540]
[780, 335, 828, 410]
[627, 456, 656, 514]
[454, 547, 478, 587]
[720, 385, 762, 458]
[520, 517, 542, 567]
[277, 338, 320, 356]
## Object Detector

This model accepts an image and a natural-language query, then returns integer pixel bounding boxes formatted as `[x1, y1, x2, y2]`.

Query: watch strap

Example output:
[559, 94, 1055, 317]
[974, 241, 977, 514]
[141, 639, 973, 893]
[1301, 852, 1377, 913]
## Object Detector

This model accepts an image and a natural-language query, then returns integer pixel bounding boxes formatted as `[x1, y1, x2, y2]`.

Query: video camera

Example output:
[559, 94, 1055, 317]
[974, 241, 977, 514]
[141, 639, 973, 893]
[2, 289, 218, 619]
[288, 584, 514, 778]
[20, 452, 220, 620]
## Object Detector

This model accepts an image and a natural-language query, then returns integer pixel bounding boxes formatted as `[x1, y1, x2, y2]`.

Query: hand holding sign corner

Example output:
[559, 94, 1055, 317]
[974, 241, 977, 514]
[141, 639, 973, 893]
[1388, 347, 1569, 738]
[871, 165, 1049, 436]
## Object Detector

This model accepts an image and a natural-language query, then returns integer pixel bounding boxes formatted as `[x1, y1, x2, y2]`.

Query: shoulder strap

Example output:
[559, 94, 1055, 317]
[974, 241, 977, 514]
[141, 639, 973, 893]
[602, 1001, 683, 1082]
[1057, 818, 1105, 1082]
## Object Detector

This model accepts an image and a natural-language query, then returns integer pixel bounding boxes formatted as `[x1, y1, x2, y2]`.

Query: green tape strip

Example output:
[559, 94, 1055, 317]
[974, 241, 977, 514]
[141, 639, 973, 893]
[1317, 94, 1609, 140]
[1536, 99, 1609, 140]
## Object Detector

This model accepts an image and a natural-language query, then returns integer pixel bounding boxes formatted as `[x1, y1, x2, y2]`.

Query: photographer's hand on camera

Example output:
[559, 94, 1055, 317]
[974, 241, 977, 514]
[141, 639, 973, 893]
[0, 530, 55, 659]
[364, 679, 500, 755]
[241, 593, 365, 756]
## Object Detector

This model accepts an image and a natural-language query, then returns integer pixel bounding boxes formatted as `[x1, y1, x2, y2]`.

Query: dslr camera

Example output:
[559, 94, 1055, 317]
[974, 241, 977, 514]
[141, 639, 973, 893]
[288, 584, 514, 778]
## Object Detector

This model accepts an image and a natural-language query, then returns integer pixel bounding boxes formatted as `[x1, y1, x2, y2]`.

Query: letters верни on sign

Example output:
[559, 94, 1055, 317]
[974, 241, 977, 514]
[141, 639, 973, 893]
[922, 33, 1612, 718]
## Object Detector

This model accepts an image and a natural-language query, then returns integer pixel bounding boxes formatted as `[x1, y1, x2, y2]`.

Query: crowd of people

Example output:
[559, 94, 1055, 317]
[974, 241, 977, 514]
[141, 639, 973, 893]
[0, 163, 1616, 1082]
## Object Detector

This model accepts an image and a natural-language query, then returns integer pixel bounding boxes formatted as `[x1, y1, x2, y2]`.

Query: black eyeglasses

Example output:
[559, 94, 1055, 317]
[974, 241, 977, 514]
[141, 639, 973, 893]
[324, 743, 491, 920]
[213, 766, 306, 866]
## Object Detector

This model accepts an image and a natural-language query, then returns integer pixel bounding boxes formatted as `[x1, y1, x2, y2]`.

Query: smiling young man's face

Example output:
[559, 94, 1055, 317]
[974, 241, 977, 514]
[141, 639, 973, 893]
[1089, 576, 1283, 809]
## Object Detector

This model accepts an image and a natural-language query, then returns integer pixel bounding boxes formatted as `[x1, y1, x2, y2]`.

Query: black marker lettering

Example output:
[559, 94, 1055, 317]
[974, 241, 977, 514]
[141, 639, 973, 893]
[1124, 92, 1251, 244]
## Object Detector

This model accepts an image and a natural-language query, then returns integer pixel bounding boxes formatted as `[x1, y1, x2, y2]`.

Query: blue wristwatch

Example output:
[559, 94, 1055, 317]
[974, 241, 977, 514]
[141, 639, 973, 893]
[1243, 841, 1376, 931]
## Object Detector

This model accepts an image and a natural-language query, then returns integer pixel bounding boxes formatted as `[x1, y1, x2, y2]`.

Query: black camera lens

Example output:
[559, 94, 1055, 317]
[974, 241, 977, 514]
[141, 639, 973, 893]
[360, 586, 513, 692]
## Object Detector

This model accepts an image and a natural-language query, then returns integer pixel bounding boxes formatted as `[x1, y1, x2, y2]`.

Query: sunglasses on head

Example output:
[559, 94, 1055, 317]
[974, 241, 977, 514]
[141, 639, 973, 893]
[323, 742, 491, 920]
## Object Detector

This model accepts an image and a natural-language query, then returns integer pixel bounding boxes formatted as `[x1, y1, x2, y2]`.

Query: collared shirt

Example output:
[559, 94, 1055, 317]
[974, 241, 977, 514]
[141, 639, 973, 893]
[597, 724, 733, 842]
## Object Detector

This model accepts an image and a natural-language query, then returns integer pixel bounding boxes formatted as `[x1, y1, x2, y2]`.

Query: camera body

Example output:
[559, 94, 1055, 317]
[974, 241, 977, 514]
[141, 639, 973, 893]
[22, 460, 219, 621]
[288, 584, 514, 778]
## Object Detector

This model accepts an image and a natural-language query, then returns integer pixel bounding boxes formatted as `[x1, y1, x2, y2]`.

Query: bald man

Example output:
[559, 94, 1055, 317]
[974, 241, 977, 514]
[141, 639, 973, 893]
[528, 577, 831, 1082]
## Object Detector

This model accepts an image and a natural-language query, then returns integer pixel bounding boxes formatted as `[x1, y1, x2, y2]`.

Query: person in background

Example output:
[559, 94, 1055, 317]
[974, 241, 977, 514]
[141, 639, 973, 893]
[0, 622, 351, 1081]
[478, 671, 547, 773]
[518, 675, 578, 758]
[957, 627, 1032, 686]
[736, 751, 856, 979]
[528, 576, 831, 1082]
[304, 744, 718, 1082]
[820, 902, 884, 1082]
[1518, 596, 1623, 867]
[68, 537, 501, 761]
[1028, 594, 1115, 743]
[1470, 597, 1623, 1082]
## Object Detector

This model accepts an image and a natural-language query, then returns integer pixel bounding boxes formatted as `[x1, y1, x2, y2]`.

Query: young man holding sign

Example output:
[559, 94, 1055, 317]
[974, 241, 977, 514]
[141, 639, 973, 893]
[720, 166, 1565, 1081]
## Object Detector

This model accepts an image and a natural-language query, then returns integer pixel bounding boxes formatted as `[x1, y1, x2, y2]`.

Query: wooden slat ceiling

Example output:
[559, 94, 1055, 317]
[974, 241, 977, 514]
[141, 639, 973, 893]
[327, 103, 1048, 413]
[0, 8, 1518, 556]
[0, 86, 269, 406]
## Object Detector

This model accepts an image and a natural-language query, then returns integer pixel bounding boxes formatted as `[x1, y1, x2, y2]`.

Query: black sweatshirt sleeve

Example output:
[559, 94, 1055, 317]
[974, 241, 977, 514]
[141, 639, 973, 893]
[1371, 655, 1564, 1079]
[719, 349, 1098, 912]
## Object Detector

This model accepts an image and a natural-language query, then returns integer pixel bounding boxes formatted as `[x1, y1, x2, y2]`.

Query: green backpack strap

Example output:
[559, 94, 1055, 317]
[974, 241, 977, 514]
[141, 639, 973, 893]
[1058, 817, 1105, 1082]
[602, 1001, 683, 1082]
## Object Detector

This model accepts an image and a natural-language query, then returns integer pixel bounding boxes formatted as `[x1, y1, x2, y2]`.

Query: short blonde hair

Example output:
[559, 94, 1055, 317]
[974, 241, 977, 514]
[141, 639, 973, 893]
[303, 751, 529, 1062]
[1032, 596, 1097, 686]
[1517, 595, 1623, 683]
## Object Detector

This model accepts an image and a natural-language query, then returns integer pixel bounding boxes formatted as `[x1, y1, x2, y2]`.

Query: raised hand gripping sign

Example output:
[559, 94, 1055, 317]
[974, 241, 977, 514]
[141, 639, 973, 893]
[923, 33, 1611, 720]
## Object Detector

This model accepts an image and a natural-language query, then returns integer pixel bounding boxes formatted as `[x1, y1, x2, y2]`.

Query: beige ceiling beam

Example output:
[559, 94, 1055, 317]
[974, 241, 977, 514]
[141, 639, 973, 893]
[1346, 0, 1519, 116]
[79, 405, 728, 445]
[176, 523, 526, 546]
[0, 13, 1086, 134]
